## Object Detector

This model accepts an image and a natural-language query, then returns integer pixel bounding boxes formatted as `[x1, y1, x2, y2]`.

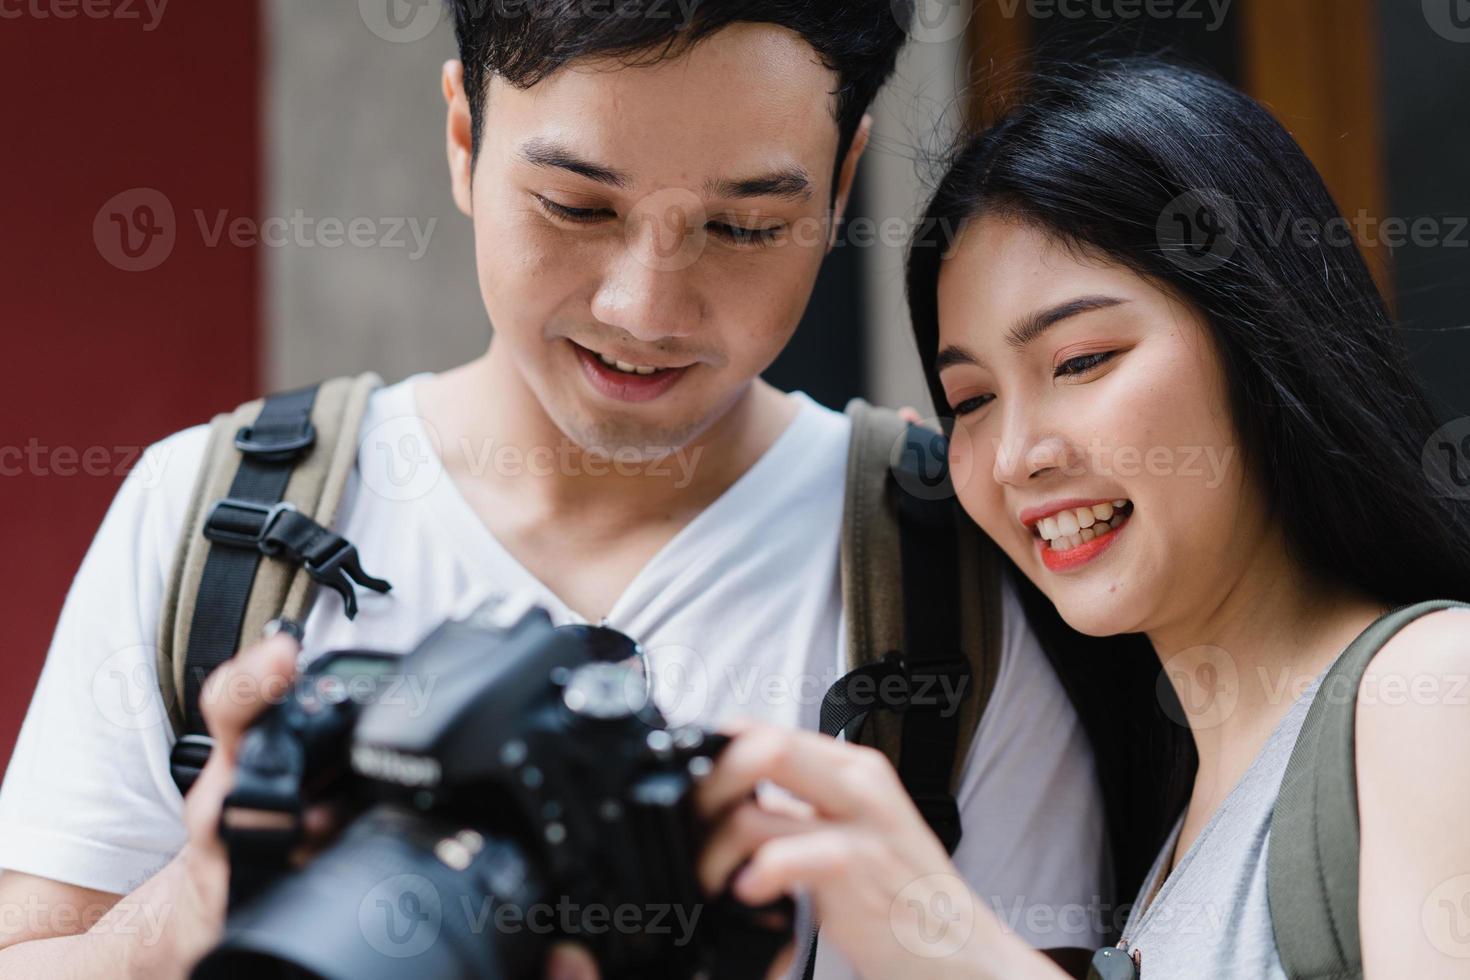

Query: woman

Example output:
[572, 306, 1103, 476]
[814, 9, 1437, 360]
[691, 57, 1470, 978]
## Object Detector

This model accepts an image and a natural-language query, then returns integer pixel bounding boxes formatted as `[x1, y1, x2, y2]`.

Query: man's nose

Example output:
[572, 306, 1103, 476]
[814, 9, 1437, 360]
[589, 192, 706, 342]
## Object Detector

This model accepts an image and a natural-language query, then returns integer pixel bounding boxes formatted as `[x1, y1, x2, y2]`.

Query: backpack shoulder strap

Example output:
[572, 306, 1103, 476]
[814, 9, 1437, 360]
[158, 373, 385, 787]
[1268, 598, 1470, 979]
[829, 398, 1004, 852]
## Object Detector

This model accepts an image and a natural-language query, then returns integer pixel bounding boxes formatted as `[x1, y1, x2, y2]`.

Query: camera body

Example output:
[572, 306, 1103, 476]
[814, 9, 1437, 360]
[193, 599, 791, 980]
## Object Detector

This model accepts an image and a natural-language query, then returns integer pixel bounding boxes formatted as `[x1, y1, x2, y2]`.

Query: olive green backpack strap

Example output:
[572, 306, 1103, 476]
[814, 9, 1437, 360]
[828, 398, 1004, 852]
[157, 373, 385, 792]
[1268, 598, 1470, 979]
[801, 399, 1006, 980]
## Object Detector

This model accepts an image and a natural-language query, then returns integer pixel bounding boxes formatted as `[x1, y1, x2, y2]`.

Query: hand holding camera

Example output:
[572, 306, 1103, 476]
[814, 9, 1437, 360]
[190, 598, 794, 980]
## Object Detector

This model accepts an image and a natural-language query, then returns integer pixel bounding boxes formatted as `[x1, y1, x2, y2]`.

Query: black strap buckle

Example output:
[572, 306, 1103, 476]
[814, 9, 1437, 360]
[260, 510, 392, 619]
[202, 498, 298, 549]
[234, 422, 316, 463]
[170, 733, 215, 795]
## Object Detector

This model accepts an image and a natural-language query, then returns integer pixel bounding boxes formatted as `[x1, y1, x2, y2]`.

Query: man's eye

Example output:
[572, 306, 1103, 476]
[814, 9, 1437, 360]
[536, 195, 613, 224]
[708, 222, 782, 246]
[1056, 350, 1117, 377]
[949, 394, 994, 417]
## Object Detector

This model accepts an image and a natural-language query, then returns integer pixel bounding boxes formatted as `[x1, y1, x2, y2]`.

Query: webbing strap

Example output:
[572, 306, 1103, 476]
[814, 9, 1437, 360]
[806, 424, 970, 980]
[892, 429, 967, 852]
[180, 386, 319, 737]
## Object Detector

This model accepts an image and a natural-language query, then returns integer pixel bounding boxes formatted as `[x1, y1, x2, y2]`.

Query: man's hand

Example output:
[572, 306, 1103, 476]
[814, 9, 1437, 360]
[0, 629, 303, 979]
[164, 629, 302, 968]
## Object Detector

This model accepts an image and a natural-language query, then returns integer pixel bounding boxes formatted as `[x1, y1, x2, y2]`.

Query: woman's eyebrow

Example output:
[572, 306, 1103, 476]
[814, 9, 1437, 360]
[935, 294, 1128, 374]
[1005, 294, 1128, 351]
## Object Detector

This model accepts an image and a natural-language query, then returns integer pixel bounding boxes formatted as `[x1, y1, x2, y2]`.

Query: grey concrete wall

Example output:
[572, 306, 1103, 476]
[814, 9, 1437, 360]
[264, 0, 487, 389]
[860, 23, 970, 413]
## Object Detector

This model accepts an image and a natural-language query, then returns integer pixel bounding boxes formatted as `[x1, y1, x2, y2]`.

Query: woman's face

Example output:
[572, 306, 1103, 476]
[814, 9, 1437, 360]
[935, 215, 1264, 637]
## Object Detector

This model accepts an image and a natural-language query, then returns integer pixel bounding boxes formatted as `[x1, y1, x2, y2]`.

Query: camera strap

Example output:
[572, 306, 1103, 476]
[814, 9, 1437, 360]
[163, 374, 389, 794]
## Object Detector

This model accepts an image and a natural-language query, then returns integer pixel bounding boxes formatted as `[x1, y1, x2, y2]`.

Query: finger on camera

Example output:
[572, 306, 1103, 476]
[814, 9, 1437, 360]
[544, 941, 600, 980]
[199, 633, 300, 753]
[698, 800, 813, 895]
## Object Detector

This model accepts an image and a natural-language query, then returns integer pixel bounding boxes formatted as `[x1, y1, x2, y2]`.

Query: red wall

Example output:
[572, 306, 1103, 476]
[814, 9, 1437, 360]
[0, 4, 260, 770]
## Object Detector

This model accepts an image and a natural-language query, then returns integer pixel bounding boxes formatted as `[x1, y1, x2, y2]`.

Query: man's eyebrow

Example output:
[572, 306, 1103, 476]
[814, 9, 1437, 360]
[934, 295, 1129, 373]
[703, 167, 813, 202]
[518, 137, 631, 189]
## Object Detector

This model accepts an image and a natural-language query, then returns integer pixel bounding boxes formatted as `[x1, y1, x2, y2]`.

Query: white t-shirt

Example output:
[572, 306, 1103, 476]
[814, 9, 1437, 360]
[0, 375, 1109, 972]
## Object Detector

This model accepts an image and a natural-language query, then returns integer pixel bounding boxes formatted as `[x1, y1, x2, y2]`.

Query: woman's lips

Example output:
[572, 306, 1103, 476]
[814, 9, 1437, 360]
[1036, 507, 1131, 572]
[572, 341, 690, 404]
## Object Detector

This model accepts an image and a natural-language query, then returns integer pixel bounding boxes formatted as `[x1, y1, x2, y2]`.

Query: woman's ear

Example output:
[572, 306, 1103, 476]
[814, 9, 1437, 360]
[828, 113, 872, 251]
[442, 59, 474, 217]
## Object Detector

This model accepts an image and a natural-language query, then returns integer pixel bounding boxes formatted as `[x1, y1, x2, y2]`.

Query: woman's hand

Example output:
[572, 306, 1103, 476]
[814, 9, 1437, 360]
[694, 720, 1060, 980]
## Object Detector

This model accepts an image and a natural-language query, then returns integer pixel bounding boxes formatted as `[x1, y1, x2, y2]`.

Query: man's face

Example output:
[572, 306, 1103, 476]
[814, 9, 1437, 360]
[444, 23, 863, 454]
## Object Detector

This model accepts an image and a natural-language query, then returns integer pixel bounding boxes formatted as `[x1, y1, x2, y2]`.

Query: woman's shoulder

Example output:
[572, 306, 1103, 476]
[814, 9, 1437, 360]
[1352, 605, 1470, 971]
[1357, 605, 1470, 715]
[1353, 604, 1470, 822]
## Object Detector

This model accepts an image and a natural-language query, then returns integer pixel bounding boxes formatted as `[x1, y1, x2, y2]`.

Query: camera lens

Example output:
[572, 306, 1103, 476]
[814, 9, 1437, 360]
[193, 805, 547, 980]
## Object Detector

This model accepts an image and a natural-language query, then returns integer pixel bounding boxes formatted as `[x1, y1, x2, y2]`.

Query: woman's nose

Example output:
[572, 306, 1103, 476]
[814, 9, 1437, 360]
[991, 429, 1077, 486]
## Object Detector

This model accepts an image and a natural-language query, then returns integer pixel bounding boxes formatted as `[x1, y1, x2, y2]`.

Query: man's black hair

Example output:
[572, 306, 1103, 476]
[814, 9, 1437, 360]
[446, 0, 914, 194]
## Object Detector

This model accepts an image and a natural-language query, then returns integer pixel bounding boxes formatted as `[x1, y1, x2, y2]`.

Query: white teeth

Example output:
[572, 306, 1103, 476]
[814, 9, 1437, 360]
[597, 352, 660, 375]
[1034, 499, 1132, 550]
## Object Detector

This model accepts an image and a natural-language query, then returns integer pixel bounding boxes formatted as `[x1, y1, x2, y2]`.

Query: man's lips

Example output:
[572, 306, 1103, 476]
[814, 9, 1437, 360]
[569, 340, 697, 373]
[571, 341, 691, 404]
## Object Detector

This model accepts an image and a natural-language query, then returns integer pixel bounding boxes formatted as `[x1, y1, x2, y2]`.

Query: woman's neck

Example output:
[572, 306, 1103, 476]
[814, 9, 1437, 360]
[1146, 525, 1389, 815]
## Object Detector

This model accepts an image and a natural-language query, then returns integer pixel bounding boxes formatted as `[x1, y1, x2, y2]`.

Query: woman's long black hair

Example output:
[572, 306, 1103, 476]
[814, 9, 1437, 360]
[906, 55, 1470, 921]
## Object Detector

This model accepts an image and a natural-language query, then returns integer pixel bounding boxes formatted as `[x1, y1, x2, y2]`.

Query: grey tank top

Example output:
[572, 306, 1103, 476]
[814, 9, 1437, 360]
[1117, 660, 1336, 978]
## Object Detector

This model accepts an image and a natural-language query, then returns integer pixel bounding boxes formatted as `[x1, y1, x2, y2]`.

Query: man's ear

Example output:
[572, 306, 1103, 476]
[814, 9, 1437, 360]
[443, 59, 474, 217]
[828, 112, 872, 251]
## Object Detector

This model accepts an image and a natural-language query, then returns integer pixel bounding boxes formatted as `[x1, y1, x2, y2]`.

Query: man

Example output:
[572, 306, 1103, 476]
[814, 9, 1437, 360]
[0, 3, 1106, 976]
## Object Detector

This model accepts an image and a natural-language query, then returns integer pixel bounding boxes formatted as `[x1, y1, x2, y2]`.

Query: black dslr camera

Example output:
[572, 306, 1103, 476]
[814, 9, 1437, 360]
[191, 598, 793, 980]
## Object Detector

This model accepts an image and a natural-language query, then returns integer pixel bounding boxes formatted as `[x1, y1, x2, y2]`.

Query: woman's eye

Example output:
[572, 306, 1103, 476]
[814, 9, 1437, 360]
[949, 394, 994, 417]
[536, 195, 613, 224]
[708, 222, 782, 246]
[1056, 350, 1117, 377]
